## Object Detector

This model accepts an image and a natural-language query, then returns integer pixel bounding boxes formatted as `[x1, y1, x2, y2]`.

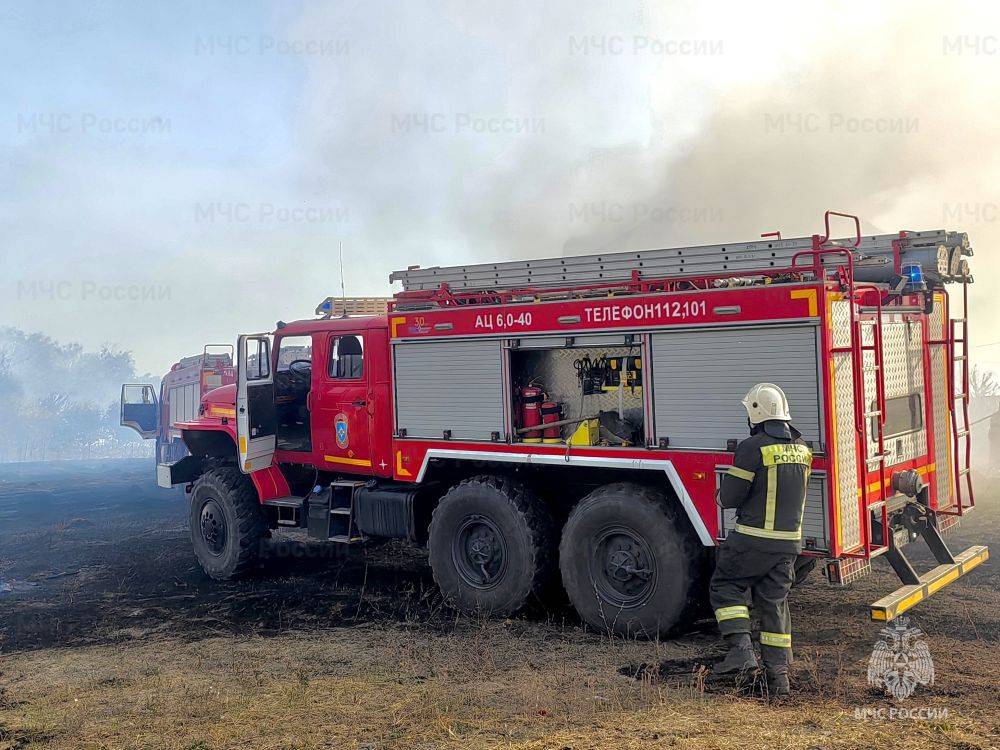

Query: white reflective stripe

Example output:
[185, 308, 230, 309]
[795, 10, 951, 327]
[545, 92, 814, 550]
[714, 605, 750, 622]
[735, 523, 802, 541]
[760, 631, 792, 648]
[726, 466, 755, 482]
[411, 448, 716, 546]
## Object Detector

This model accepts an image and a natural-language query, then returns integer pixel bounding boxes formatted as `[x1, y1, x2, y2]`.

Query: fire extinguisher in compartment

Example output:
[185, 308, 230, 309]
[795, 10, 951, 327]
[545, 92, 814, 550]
[541, 401, 562, 443]
[520, 386, 544, 443]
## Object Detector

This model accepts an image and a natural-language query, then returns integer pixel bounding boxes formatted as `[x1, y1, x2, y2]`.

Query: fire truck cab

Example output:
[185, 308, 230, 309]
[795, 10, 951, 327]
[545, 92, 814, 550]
[234, 315, 393, 477]
[164, 216, 989, 636]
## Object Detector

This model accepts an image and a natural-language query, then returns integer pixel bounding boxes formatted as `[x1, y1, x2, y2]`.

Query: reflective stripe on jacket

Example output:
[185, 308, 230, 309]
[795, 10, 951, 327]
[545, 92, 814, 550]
[719, 420, 812, 552]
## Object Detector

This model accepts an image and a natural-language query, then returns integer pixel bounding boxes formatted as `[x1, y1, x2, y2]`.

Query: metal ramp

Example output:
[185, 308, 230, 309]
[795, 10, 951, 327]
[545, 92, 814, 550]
[390, 225, 972, 293]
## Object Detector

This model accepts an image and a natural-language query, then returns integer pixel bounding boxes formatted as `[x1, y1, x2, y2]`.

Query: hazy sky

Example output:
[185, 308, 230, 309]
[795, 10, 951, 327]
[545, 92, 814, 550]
[3, 1, 999, 375]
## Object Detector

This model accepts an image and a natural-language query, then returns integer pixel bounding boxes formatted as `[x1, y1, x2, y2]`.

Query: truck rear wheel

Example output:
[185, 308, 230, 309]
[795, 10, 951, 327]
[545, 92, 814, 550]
[428, 475, 554, 616]
[189, 466, 267, 580]
[559, 482, 702, 638]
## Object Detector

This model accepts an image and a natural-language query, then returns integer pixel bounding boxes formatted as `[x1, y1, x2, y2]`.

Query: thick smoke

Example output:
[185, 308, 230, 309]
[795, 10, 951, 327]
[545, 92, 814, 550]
[3, 1, 997, 378]
[291, 0, 999, 352]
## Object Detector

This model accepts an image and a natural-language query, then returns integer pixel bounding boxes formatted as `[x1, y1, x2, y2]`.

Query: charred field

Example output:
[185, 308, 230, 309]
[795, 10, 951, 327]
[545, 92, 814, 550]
[0, 459, 997, 749]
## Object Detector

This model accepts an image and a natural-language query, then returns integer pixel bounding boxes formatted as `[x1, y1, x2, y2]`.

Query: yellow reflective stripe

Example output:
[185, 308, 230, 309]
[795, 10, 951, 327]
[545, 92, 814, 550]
[926, 567, 960, 595]
[760, 631, 792, 648]
[323, 455, 373, 468]
[790, 288, 818, 316]
[726, 466, 755, 482]
[760, 443, 812, 466]
[735, 524, 802, 541]
[764, 465, 778, 529]
[714, 605, 750, 622]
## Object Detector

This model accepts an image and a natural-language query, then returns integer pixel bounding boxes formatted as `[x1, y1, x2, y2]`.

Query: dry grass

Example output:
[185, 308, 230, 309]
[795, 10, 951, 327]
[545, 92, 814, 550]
[0, 618, 995, 750]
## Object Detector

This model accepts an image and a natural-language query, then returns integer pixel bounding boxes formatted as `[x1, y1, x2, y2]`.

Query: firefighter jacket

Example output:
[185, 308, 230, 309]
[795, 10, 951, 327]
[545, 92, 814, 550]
[719, 420, 812, 554]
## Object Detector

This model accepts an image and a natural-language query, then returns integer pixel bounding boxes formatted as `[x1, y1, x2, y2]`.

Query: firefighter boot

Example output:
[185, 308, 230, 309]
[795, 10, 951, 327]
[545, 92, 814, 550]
[712, 633, 758, 675]
[762, 648, 790, 698]
[766, 667, 790, 698]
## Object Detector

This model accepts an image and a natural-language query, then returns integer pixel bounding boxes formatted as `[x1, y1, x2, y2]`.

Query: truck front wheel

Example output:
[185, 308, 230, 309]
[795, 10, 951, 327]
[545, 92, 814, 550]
[559, 482, 702, 638]
[428, 475, 555, 616]
[189, 466, 267, 580]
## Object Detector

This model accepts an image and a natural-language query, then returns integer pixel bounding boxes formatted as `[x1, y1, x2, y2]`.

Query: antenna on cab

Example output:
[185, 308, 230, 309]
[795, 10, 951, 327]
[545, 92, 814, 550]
[339, 240, 348, 318]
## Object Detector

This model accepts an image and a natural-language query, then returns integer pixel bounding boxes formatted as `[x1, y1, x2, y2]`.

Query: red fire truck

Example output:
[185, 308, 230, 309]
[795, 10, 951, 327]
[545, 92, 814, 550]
[120, 345, 236, 466]
[157, 214, 988, 635]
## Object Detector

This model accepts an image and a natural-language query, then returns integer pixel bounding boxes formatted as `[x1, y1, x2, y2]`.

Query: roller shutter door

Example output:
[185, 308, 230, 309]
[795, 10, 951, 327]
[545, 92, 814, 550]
[394, 339, 504, 440]
[651, 325, 823, 450]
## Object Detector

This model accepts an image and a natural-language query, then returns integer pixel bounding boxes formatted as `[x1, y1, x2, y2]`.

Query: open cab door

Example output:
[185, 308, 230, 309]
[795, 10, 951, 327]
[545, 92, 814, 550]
[120, 383, 159, 438]
[237, 333, 277, 473]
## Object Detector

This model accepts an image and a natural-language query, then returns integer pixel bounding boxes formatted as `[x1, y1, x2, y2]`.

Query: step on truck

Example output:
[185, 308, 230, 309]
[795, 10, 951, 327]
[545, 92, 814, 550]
[160, 214, 988, 634]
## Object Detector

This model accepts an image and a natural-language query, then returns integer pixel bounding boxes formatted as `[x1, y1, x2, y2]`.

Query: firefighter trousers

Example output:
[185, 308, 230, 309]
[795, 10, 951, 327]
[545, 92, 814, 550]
[709, 532, 795, 668]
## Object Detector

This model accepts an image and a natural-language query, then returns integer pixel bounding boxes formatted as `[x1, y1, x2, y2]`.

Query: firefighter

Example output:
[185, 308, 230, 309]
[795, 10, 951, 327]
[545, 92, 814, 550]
[709, 383, 812, 697]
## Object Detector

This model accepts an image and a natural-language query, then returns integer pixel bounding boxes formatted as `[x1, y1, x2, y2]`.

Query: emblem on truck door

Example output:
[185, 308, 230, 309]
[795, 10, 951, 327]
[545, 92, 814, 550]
[335, 413, 349, 449]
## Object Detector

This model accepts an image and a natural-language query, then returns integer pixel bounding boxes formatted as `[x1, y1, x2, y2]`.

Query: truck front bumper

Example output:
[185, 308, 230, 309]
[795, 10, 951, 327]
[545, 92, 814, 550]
[156, 456, 205, 488]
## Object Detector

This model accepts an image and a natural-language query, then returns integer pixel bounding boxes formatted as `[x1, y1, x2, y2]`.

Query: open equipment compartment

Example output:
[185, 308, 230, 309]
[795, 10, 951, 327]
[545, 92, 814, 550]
[507, 333, 646, 447]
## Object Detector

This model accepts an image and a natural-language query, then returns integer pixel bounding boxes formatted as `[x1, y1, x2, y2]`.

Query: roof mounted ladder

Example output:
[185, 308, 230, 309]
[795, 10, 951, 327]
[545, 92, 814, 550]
[390, 225, 970, 295]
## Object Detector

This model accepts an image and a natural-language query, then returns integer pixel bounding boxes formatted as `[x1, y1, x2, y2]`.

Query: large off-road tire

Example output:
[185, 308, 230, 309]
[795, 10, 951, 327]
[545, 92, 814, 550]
[189, 466, 267, 580]
[428, 475, 555, 616]
[559, 482, 703, 638]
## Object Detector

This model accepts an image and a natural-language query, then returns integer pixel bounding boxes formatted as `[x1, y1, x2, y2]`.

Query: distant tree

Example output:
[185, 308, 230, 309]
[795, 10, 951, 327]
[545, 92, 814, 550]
[969, 365, 1000, 399]
[0, 327, 153, 461]
[0, 349, 23, 459]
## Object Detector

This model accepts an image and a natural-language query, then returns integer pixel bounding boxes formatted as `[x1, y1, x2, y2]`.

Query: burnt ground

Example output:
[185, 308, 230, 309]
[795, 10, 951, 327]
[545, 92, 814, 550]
[0, 460, 997, 749]
[0, 460, 449, 652]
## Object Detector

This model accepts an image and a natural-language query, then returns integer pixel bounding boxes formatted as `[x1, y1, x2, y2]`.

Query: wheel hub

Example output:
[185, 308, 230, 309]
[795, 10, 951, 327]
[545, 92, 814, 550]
[607, 546, 651, 583]
[453, 515, 508, 590]
[200, 499, 227, 556]
[467, 531, 498, 566]
[592, 527, 656, 607]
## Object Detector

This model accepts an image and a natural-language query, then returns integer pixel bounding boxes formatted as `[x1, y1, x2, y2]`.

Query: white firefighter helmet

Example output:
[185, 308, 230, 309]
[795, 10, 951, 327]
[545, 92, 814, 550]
[742, 382, 791, 424]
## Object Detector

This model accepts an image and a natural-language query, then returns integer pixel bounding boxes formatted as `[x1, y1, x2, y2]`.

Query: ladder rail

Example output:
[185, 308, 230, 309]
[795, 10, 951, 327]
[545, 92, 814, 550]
[859, 295, 891, 558]
[949, 281, 975, 514]
[791, 246, 892, 560]
[870, 307, 890, 556]
[838, 280, 891, 560]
